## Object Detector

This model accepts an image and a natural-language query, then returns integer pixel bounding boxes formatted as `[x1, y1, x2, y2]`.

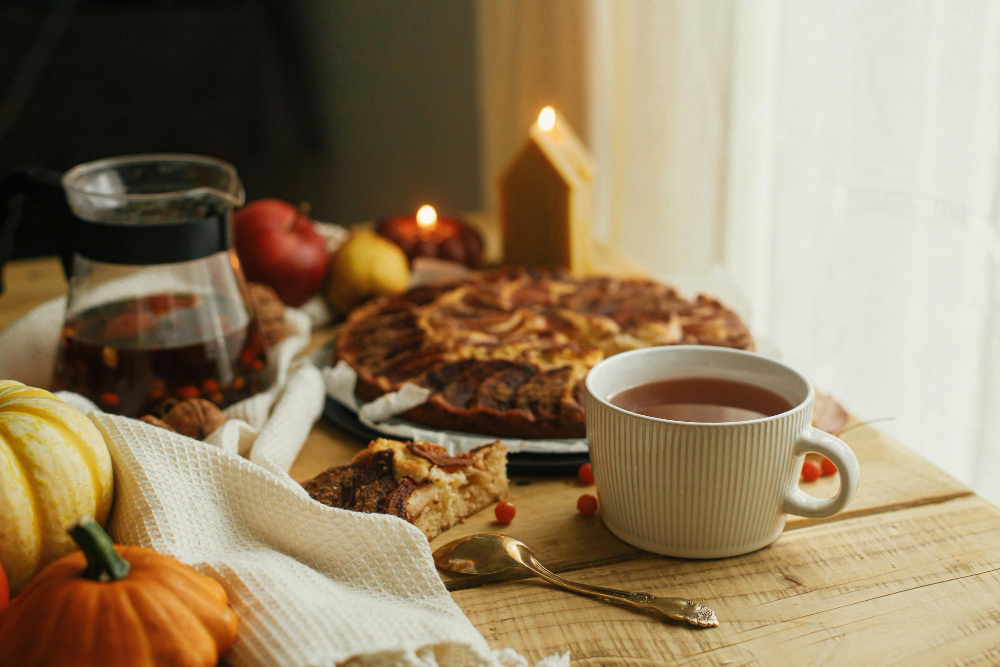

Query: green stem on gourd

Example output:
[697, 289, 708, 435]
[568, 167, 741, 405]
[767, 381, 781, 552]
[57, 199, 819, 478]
[68, 517, 130, 582]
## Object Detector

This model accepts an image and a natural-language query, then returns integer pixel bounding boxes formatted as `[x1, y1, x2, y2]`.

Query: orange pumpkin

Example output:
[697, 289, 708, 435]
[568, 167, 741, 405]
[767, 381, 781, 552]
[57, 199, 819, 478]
[0, 518, 238, 667]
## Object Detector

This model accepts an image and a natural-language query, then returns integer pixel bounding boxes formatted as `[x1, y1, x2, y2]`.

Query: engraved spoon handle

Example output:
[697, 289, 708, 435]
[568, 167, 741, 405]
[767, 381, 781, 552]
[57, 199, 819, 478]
[519, 553, 719, 628]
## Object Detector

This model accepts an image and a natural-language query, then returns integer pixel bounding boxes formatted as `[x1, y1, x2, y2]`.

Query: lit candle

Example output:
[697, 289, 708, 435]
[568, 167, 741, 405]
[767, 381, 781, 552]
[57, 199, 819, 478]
[416, 204, 437, 235]
[537, 105, 556, 132]
[499, 106, 595, 274]
[376, 204, 483, 268]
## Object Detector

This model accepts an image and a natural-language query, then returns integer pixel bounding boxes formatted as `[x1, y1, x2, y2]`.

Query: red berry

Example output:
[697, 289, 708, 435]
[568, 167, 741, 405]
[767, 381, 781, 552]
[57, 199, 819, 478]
[100, 392, 120, 407]
[177, 385, 200, 400]
[495, 500, 516, 523]
[202, 379, 220, 394]
[231, 377, 245, 390]
[578, 462, 594, 485]
[172, 294, 199, 309]
[801, 460, 822, 482]
[821, 457, 838, 476]
[149, 389, 165, 402]
[145, 294, 172, 314]
[577, 494, 598, 515]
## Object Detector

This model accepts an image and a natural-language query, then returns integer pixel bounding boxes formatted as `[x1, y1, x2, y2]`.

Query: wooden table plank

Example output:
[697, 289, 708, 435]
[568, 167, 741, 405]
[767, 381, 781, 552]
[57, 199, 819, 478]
[450, 496, 1000, 665]
[0, 257, 67, 330]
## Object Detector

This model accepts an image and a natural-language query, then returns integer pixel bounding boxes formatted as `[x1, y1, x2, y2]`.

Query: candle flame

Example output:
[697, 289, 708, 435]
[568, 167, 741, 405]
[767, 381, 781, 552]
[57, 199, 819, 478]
[416, 205, 437, 229]
[537, 106, 556, 131]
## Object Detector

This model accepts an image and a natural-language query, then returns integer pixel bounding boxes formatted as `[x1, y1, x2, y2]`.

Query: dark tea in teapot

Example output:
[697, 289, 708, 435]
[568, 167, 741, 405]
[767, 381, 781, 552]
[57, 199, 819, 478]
[52, 291, 269, 416]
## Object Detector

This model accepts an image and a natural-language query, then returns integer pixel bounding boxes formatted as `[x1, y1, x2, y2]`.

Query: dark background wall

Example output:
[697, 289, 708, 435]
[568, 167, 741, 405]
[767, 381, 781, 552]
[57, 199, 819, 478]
[0, 0, 482, 257]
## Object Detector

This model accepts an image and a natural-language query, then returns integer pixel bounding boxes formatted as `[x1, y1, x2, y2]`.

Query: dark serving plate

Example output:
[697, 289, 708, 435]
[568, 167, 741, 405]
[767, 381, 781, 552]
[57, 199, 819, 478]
[322, 396, 589, 476]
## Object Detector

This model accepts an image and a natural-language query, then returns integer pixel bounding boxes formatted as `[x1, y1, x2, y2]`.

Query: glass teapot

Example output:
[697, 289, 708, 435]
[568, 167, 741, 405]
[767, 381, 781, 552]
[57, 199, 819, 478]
[0, 154, 272, 417]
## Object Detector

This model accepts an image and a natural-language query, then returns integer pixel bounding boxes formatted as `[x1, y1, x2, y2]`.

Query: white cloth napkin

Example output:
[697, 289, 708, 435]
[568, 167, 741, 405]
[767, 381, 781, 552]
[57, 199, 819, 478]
[0, 297, 567, 666]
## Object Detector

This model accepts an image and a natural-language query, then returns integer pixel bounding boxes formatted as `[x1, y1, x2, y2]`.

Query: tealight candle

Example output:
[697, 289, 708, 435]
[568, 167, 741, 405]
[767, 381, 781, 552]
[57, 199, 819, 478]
[376, 205, 484, 268]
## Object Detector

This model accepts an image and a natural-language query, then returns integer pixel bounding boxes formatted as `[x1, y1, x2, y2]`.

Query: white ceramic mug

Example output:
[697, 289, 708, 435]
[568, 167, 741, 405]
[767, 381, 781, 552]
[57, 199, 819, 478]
[584, 345, 860, 558]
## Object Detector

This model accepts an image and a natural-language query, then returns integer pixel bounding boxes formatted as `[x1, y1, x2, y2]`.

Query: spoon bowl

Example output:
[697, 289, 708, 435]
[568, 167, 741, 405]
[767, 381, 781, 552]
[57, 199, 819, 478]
[433, 533, 522, 575]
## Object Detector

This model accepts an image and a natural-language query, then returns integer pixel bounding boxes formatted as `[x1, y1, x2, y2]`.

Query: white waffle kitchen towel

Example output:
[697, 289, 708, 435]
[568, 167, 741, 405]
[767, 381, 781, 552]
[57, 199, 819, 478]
[94, 414, 512, 666]
[0, 297, 567, 666]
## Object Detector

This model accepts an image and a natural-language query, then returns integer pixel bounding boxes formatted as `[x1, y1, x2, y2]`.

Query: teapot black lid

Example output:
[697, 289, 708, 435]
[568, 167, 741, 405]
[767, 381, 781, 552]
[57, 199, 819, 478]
[72, 211, 233, 265]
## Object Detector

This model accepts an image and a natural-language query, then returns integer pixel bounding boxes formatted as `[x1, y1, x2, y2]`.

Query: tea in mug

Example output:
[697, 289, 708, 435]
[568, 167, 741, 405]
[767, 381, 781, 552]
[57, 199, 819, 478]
[609, 377, 793, 423]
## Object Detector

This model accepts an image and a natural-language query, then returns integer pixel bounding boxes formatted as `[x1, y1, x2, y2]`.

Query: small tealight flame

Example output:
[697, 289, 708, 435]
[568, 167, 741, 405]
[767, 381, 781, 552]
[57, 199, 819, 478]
[416, 204, 437, 229]
[537, 106, 556, 131]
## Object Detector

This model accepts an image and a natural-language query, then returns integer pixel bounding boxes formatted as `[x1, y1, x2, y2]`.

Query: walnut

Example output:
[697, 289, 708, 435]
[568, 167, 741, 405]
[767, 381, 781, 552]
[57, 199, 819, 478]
[248, 282, 289, 345]
[141, 398, 226, 440]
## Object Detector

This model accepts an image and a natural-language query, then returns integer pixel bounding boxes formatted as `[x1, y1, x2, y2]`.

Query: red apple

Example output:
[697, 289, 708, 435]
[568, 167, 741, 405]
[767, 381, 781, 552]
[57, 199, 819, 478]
[0, 559, 8, 612]
[233, 199, 330, 306]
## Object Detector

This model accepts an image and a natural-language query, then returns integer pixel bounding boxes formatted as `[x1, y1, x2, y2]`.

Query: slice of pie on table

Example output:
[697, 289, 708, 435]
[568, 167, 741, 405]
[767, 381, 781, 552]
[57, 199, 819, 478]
[302, 438, 508, 539]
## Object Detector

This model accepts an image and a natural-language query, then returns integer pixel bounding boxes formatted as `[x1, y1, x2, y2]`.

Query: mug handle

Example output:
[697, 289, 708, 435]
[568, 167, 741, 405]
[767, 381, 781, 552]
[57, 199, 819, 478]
[783, 426, 860, 518]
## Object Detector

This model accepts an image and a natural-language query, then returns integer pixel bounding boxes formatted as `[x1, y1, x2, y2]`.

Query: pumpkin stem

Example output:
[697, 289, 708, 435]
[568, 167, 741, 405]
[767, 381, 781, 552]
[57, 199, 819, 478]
[68, 517, 131, 582]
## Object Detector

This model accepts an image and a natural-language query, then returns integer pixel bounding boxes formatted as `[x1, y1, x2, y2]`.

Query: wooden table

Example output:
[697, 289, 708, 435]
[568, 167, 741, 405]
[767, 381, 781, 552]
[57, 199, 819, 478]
[4, 256, 1000, 664]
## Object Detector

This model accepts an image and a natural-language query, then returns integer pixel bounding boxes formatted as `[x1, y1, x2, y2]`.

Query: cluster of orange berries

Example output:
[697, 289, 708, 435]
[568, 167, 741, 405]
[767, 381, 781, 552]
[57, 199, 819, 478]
[801, 457, 838, 482]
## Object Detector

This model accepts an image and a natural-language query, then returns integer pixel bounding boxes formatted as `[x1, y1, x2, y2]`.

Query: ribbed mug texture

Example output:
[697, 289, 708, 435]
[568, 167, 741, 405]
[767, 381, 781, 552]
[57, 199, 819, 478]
[586, 391, 813, 558]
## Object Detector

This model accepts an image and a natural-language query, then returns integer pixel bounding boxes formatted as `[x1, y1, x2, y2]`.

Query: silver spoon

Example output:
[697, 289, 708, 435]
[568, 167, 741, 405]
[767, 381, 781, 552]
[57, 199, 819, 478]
[433, 533, 719, 628]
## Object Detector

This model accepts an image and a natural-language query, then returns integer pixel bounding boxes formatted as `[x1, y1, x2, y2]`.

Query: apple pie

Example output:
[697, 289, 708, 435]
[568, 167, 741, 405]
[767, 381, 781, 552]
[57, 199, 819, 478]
[302, 439, 508, 539]
[335, 267, 753, 439]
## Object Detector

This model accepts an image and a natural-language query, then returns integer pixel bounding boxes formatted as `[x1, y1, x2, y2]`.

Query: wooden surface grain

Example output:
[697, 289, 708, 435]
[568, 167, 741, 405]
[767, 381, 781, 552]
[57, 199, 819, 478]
[2, 252, 998, 665]
[451, 496, 1000, 665]
[0, 257, 68, 329]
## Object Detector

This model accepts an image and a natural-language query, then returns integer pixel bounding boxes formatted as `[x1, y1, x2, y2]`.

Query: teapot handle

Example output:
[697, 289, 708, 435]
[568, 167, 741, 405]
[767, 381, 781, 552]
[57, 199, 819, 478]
[0, 167, 73, 293]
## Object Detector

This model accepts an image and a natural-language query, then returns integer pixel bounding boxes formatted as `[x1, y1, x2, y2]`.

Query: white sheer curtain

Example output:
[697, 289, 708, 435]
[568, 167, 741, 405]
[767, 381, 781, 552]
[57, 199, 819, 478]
[478, 0, 1000, 502]
[764, 1, 1000, 501]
